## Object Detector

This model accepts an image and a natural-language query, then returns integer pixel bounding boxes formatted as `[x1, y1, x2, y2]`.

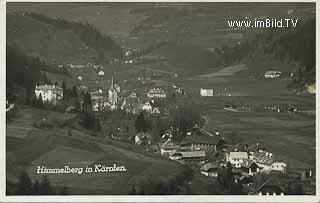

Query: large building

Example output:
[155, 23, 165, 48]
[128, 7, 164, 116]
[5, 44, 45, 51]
[35, 84, 63, 105]
[147, 88, 166, 99]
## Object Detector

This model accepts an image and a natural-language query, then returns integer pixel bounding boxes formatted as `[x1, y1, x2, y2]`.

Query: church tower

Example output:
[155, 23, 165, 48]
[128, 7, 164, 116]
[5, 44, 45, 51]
[108, 74, 117, 105]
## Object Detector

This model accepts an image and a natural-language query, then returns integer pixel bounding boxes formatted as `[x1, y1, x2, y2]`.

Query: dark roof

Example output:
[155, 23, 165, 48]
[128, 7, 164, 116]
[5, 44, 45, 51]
[173, 150, 206, 158]
[241, 160, 259, 168]
[201, 162, 219, 171]
[181, 136, 219, 145]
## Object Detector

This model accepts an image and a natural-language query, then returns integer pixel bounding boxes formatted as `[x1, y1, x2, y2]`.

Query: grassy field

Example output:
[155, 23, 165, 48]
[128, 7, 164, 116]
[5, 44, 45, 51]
[177, 64, 315, 172]
[6, 107, 186, 194]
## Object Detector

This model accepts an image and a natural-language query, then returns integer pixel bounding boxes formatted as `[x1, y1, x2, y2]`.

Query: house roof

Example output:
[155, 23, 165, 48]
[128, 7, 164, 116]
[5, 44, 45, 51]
[201, 162, 219, 171]
[241, 160, 258, 168]
[35, 84, 62, 91]
[181, 136, 219, 146]
[253, 152, 273, 165]
[174, 150, 206, 158]
[265, 71, 282, 75]
[160, 139, 180, 150]
[229, 152, 248, 159]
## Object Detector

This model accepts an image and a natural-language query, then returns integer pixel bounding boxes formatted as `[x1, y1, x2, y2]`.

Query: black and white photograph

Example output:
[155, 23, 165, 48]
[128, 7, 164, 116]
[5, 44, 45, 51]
[3, 0, 317, 200]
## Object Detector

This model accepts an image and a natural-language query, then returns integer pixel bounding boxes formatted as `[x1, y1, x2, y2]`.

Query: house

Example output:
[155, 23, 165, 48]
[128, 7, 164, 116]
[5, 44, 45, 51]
[160, 139, 180, 156]
[98, 70, 105, 76]
[151, 107, 161, 114]
[35, 84, 63, 105]
[170, 150, 206, 163]
[90, 90, 104, 111]
[241, 160, 260, 175]
[256, 178, 285, 196]
[225, 151, 249, 168]
[251, 151, 274, 172]
[264, 71, 282, 79]
[200, 88, 214, 97]
[147, 88, 166, 99]
[130, 92, 137, 98]
[270, 161, 287, 173]
[135, 132, 152, 145]
[201, 162, 219, 177]
[142, 101, 152, 112]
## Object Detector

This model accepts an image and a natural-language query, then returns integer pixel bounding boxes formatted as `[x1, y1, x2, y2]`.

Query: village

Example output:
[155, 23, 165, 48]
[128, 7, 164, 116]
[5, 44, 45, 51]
[5, 3, 315, 196]
[26, 65, 315, 196]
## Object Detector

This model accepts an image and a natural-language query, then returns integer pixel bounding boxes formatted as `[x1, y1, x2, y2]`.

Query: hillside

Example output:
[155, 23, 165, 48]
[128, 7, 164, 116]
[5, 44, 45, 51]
[6, 106, 190, 194]
[7, 12, 122, 65]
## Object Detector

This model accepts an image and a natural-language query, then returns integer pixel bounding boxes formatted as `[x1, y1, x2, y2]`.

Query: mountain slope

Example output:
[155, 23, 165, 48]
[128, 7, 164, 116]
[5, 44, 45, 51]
[7, 12, 122, 65]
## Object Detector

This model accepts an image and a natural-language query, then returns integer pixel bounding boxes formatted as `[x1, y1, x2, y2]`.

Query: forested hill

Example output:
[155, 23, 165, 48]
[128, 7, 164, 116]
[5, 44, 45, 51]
[7, 11, 122, 65]
[220, 17, 315, 87]
[6, 46, 51, 103]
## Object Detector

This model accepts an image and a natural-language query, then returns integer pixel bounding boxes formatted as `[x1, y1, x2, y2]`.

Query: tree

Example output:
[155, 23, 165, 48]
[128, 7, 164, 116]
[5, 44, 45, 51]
[15, 171, 32, 195]
[216, 139, 226, 151]
[72, 86, 78, 98]
[135, 112, 147, 132]
[37, 93, 44, 108]
[129, 184, 136, 195]
[39, 175, 52, 195]
[82, 92, 92, 112]
[32, 180, 40, 195]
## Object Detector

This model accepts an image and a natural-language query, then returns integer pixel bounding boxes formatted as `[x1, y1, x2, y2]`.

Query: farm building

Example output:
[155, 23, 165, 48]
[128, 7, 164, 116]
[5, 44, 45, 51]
[35, 84, 63, 105]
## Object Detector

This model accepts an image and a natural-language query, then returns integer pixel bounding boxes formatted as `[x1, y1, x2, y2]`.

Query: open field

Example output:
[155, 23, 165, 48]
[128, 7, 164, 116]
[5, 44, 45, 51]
[196, 64, 247, 78]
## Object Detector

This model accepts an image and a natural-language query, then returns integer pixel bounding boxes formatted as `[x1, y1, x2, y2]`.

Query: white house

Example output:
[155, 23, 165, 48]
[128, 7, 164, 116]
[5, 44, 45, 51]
[270, 162, 287, 173]
[200, 88, 214, 97]
[151, 107, 161, 114]
[142, 101, 152, 112]
[264, 71, 282, 79]
[225, 151, 248, 168]
[35, 84, 63, 105]
[98, 70, 105, 76]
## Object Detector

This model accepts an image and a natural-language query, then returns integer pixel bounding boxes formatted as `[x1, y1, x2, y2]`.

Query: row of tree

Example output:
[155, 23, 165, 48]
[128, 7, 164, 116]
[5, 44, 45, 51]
[12, 171, 67, 195]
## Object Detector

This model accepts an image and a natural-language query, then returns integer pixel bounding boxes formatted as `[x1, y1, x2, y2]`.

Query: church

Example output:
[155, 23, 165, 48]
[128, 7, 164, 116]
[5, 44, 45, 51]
[108, 75, 118, 110]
